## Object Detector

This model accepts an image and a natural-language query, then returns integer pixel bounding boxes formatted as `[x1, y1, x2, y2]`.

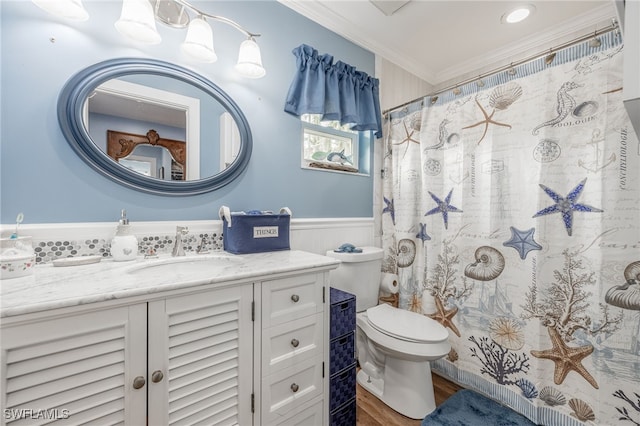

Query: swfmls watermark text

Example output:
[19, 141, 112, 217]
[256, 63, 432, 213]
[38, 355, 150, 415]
[3, 409, 70, 420]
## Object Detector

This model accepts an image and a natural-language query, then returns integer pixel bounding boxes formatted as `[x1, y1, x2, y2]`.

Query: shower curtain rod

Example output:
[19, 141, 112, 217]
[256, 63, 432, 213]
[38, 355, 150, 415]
[382, 19, 619, 116]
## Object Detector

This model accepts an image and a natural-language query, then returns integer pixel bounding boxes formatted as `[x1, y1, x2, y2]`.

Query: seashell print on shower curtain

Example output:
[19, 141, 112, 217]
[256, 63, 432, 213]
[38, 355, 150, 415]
[380, 31, 639, 426]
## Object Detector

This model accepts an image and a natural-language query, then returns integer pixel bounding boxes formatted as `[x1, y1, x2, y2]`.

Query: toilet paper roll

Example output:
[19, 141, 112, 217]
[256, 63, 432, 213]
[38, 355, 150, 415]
[380, 273, 399, 294]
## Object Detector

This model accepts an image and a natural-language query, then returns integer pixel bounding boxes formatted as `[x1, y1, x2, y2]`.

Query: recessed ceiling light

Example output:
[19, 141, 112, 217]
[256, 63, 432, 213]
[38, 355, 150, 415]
[501, 4, 535, 24]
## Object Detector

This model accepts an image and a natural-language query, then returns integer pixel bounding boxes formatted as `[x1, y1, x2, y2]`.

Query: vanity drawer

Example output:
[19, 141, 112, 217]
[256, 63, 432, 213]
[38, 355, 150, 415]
[262, 355, 324, 422]
[263, 313, 323, 375]
[271, 398, 324, 426]
[262, 274, 324, 328]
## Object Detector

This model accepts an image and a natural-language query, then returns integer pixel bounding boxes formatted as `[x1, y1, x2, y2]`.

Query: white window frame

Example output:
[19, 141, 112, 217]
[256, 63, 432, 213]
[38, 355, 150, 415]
[300, 118, 360, 174]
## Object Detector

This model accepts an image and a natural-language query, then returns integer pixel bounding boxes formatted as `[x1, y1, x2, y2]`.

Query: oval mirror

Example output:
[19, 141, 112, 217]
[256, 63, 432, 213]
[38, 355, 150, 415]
[58, 58, 252, 195]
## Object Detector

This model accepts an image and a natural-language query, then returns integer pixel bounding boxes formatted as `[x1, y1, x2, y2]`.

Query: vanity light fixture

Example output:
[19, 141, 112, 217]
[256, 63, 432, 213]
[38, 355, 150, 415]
[32, 0, 266, 78]
[147, 0, 265, 78]
[235, 37, 266, 78]
[180, 15, 217, 63]
[115, 0, 162, 45]
[501, 4, 535, 24]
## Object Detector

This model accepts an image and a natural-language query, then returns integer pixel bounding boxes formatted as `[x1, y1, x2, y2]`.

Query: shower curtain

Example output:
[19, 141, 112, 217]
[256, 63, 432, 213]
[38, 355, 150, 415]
[381, 32, 639, 425]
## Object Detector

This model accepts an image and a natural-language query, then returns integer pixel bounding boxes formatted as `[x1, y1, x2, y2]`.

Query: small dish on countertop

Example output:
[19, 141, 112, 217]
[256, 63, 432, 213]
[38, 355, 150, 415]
[53, 255, 103, 267]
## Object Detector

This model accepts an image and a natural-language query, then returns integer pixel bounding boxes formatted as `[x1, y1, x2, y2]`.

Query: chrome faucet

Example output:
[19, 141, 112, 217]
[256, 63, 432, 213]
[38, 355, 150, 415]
[196, 236, 209, 254]
[172, 226, 189, 257]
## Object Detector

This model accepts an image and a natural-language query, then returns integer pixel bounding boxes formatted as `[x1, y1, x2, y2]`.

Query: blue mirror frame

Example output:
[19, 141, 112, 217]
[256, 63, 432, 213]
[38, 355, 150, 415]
[58, 58, 252, 196]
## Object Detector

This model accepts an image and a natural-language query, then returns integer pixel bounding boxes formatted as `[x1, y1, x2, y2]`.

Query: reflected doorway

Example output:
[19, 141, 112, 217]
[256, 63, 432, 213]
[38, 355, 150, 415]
[107, 129, 186, 181]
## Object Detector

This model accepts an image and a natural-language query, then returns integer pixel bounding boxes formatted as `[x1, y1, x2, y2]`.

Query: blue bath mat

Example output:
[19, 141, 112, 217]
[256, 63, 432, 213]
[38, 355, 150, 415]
[421, 389, 536, 426]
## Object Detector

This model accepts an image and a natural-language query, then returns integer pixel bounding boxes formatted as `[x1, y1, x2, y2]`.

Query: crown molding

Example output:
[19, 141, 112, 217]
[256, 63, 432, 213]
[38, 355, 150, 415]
[278, 0, 437, 82]
[280, 1, 616, 86]
[434, 3, 617, 87]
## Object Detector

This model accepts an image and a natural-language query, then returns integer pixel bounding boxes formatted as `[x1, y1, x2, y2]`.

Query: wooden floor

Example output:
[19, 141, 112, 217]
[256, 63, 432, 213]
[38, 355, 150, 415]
[355, 372, 463, 426]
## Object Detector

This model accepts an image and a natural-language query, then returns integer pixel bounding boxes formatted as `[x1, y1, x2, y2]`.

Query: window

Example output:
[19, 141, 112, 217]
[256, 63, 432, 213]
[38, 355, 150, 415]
[301, 114, 366, 174]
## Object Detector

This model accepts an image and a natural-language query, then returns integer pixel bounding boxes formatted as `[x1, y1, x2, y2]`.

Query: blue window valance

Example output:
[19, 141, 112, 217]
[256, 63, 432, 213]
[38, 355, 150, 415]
[284, 44, 382, 138]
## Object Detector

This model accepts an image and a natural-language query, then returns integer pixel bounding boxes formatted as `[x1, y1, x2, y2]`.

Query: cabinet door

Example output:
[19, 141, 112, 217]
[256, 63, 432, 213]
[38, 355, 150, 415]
[148, 284, 254, 426]
[0, 304, 147, 425]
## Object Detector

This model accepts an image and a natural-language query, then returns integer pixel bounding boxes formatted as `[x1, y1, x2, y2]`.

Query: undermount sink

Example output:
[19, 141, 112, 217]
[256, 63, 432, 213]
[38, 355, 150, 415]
[127, 254, 242, 278]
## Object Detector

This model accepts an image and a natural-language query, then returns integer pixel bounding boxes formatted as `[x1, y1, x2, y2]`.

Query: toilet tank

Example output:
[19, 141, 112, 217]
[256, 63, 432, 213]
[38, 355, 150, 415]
[326, 247, 384, 312]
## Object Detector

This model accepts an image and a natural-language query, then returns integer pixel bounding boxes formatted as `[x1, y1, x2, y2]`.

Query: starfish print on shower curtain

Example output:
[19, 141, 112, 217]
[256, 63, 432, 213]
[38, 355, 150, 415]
[394, 120, 420, 158]
[532, 178, 603, 236]
[521, 249, 622, 389]
[416, 223, 431, 242]
[462, 97, 512, 145]
[530, 327, 598, 389]
[503, 226, 543, 260]
[428, 297, 461, 337]
[425, 189, 463, 230]
[382, 196, 395, 225]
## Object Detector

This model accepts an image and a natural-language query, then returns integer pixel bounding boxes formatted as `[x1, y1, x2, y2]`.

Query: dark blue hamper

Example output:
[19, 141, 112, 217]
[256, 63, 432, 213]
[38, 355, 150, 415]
[329, 287, 357, 425]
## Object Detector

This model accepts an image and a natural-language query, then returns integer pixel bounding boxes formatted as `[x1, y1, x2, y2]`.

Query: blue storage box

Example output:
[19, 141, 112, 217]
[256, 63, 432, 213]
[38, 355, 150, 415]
[330, 363, 357, 411]
[330, 288, 356, 340]
[330, 332, 355, 375]
[330, 398, 356, 426]
[219, 206, 291, 254]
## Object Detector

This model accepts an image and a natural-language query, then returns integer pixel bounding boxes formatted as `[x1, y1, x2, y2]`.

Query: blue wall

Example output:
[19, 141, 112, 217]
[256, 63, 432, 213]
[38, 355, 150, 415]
[0, 1, 375, 223]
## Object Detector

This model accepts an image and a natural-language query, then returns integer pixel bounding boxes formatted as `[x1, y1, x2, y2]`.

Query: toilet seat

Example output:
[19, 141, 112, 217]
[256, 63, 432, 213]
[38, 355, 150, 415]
[366, 304, 448, 343]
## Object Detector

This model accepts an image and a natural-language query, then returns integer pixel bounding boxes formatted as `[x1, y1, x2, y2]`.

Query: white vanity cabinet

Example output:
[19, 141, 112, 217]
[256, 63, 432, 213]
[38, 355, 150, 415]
[258, 273, 328, 425]
[1, 284, 254, 426]
[0, 251, 339, 425]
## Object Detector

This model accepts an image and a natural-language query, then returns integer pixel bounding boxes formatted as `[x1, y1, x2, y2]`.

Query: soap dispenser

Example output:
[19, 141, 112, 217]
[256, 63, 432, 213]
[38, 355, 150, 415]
[110, 209, 138, 262]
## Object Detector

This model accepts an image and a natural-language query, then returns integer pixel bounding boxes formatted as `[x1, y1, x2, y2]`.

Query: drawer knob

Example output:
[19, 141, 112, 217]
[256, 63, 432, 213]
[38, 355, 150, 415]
[291, 383, 299, 393]
[291, 338, 300, 348]
[132, 376, 146, 390]
[291, 294, 300, 303]
[151, 370, 164, 383]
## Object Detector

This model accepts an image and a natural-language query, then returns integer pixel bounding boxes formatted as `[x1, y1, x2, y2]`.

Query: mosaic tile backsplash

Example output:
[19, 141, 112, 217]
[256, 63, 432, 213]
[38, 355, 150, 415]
[33, 232, 224, 264]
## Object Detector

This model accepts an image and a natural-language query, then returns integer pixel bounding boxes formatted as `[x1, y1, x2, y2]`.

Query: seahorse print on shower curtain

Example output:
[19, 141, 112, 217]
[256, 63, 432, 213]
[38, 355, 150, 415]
[531, 81, 580, 135]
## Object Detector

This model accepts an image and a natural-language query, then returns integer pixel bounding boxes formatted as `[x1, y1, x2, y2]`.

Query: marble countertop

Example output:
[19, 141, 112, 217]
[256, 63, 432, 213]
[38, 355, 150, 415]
[0, 250, 340, 319]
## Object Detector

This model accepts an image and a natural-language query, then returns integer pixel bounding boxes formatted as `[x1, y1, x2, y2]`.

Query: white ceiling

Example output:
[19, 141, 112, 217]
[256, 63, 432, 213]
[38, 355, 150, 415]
[279, 0, 618, 87]
[89, 91, 187, 129]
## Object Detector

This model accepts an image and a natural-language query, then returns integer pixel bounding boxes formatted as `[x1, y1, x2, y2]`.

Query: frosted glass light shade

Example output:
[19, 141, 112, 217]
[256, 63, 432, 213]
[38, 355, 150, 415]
[114, 0, 161, 45]
[32, 0, 89, 21]
[235, 38, 266, 78]
[181, 17, 217, 63]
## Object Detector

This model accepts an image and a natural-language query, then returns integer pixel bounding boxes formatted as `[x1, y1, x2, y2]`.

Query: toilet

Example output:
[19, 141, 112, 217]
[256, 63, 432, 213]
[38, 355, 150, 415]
[326, 246, 450, 419]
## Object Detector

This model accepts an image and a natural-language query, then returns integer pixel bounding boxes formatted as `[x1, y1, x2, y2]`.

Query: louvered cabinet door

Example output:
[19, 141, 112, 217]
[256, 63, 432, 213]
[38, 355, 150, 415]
[0, 304, 147, 426]
[147, 284, 254, 426]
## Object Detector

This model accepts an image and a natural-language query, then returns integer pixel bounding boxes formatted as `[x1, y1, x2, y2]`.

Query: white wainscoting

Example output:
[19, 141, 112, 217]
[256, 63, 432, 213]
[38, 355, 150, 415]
[289, 218, 375, 254]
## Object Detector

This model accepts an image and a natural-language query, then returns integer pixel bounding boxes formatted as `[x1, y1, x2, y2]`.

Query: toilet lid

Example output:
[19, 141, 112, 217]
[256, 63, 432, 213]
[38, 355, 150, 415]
[366, 304, 448, 343]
